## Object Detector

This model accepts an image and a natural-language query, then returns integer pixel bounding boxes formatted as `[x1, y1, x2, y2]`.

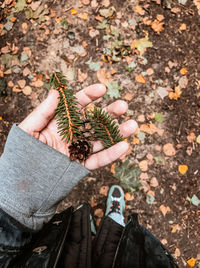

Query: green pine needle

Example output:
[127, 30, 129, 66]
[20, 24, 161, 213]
[89, 106, 123, 148]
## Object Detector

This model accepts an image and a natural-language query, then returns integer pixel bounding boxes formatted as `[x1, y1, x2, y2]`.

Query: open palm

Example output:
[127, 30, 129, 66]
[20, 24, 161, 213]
[19, 84, 138, 170]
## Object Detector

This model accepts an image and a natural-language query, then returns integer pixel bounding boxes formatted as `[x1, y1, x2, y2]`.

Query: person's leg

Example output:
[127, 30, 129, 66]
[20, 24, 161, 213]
[105, 185, 126, 227]
[92, 185, 125, 268]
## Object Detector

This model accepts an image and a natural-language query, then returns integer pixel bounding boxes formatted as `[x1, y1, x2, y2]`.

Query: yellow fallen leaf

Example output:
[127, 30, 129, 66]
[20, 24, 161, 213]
[180, 67, 187, 75]
[187, 258, 196, 267]
[135, 74, 146, 84]
[178, 165, 188, 175]
[0, 116, 2, 120]
[71, 8, 78, 15]
[110, 163, 116, 174]
[179, 23, 187, 31]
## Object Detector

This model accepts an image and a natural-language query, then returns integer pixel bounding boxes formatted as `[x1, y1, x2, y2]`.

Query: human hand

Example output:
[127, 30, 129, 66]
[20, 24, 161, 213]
[19, 84, 138, 170]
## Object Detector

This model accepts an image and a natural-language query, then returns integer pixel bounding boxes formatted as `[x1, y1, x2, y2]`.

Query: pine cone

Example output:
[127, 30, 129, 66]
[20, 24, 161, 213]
[69, 140, 91, 162]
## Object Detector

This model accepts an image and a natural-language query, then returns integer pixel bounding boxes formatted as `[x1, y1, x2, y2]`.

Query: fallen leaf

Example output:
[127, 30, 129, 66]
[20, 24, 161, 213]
[10, 17, 17, 22]
[156, 14, 164, 21]
[99, 7, 115, 18]
[15, 0, 26, 12]
[146, 193, 155, 204]
[22, 22, 28, 33]
[179, 23, 187, 31]
[154, 113, 164, 123]
[186, 258, 196, 267]
[139, 160, 148, 172]
[89, 28, 100, 38]
[150, 177, 158, 187]
[125, 192, 134, 201]
[102, 0, 110, 7]
[110, 163, 116, 174]
[124, 92, 133, 101]
[78, 69, 87, 83]
[187, 132, 196, 143]
[99, 186, 109, 196]
[168, 86, 182, 100]
[78, 12, 88, 20]
[135, 74, 146, 84]
[171, 224, 181, 233]
[174, 248, 181, 258]
[17, 79, 26, 89]
[30, 1, 41, 11]
[163, 143, 176, 156]
[178, 165, 188, 175]
[23, 67, 30, 76]
[22, 86, 32, 95]
[8, 81, 14, 87]
[178, 76, 188, 88]
[0, 116, 2, 120]
[12, 85, 22, 92]
[97, 68, 111, 85]
[151, 19, 164, 34]
[146, 68, 154, 76]
[30, 79, 44, 87]
[171, 7, 181, 13]
[1, 46, 10, 54]
[94, 208, 104, 218]
[180, 67, 187, 75]
[135, 5, 145, 15]
[140, 123, 157, 135]
[159, 205, 171, 216]
[196, 135, 200, 144]
[132, 37, 153, 55]
[191, 194, 200, 206]
[132, 137, 140, 145]
[70, 8, 78, 15]
[81, 0, 90, 5]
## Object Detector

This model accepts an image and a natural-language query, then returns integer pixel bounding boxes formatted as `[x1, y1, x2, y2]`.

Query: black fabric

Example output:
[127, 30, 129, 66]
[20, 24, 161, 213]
[57, 203, 92, 268]
[92, 216, 124, 268]
[113, 213, 178, 268]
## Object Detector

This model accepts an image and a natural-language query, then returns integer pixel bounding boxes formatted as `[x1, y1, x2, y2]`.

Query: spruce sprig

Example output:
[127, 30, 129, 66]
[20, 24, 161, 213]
[89, 106, 123, 148]
[50, 72, 83, 142]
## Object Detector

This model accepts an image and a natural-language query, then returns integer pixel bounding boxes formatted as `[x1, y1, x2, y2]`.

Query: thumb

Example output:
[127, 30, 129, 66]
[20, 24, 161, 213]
[19, 90, 60, 134]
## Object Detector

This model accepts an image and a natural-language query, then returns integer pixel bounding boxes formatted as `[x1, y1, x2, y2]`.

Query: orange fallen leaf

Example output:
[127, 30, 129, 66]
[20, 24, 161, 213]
[187, 258, 196, 267]
[124, 92, 133, 101]
[156, 14, 164, 21]
[125, 192, 134, 201]
[151, 19, 164, 34]
[168, 86, 182, 100]
[110, 163, 116, 174]
[140, 123, 157, 135]
[10, 17, 17, 22]
[99, 186, 109, 196]
[12, 85, 22, 92]
[178, 165, 188, 175]
[135, 74, 146, 84]
[0, 116, 2, 120]
[132, 137, 140, 145]
[163, 143, 176, 156]
[139, 160, 148, 172]
[8, 81, 14, 87]
[22, 22, 28, 34]
[179, 23, 187, 31]
[180, 67, 187, 75]
[71, 8, 78, 15]
[159, 205, 171, 216]
[171, 224, 181, 233]
[187, 132, 196, 143]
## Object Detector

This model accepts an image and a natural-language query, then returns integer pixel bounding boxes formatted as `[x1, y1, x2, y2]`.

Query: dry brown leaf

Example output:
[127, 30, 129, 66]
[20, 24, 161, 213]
[140, 172, 149, 181]
[22, 22, 28, 34]
[78, 69, 88, 83]
[94, 208, 104, 218]
[99, 185, 109, 196]
[150, 177, 158, 187]
[30, 1, 41, 11]
[30, 79, 44, 87]
[187, 132, 196, 143]
[139, 160, 148, 172]
[17, 80, 26, 89]
[140, 123, 157, 135]
[171, 7, 181, 14]
[125, 192, 134, 201]
[12, 86, 22, 92]
[156, 14, 164, 21]
[151, 19, 164, 34]
[96, 68, 111, 85]
[23, 67, 30, 76]
[174, 248, 181, 258]
[159, 205, 171, 216]
[124, 92, 133, 101]
[78, 12, 88, 20]
[8, 81, 14, 87]
[135, 74, 146, 84]
[81, 0, 90, 5]
[22, 86, 32, 95]
[1, 46, 10, 54]
[146, 68, 154, 76]
[163, 143, 176, 156]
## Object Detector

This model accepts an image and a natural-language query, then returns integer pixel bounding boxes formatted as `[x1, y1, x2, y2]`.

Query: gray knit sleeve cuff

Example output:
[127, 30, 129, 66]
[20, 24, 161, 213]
[0, 124, 90, 230]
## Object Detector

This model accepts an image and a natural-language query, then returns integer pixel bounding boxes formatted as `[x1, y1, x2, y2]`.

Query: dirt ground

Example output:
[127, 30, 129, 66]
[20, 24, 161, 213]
[0, 0, 200, 267]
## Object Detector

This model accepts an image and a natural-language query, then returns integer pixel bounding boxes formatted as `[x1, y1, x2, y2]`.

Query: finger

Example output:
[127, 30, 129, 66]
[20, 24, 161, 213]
[84, 141, 129, 170]
[19, 90, 59, 133]
[92, 120, 138, 153]
[75, 84, 106, 107]
[103, 100, 128, 117]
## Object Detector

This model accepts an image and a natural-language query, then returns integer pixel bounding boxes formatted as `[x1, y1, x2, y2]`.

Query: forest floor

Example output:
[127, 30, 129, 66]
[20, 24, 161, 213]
[0, 0, 200, 267]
